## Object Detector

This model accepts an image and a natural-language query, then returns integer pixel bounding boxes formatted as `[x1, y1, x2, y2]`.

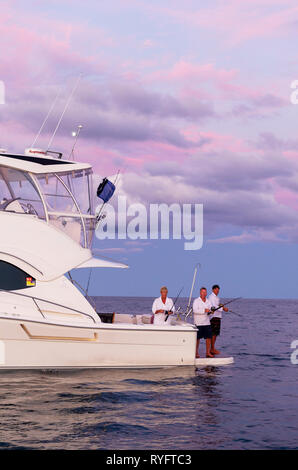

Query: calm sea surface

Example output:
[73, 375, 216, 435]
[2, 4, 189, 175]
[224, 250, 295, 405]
[0, 297, 297, 450]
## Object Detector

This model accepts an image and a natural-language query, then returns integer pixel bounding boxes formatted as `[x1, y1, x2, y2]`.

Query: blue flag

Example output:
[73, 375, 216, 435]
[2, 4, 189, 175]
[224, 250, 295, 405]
[96, 178, 115, 203]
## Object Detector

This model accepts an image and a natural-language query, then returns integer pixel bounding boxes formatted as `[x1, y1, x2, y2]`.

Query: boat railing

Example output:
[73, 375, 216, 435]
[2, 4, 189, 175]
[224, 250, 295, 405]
[0, 289, 97, 324]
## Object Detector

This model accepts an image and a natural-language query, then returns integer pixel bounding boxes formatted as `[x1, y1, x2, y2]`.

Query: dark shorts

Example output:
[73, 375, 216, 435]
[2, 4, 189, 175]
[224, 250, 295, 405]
[196, 325, 212, 340]
[210, 317, 221, 336]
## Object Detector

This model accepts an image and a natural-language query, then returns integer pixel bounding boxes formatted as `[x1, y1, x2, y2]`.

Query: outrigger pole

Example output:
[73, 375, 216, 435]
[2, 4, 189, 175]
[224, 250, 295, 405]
[31, 88, 62, 148]
[185, 262, 200, 317]
[47, 74, 82, 151]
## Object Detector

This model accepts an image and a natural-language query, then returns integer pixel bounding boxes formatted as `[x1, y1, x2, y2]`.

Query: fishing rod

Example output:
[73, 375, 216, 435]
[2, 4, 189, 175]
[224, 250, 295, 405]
[87, 170, 121, 296]
[228, 309, 241, 317]
[208, 297, 242, 315]
[165, 286, 184, 322]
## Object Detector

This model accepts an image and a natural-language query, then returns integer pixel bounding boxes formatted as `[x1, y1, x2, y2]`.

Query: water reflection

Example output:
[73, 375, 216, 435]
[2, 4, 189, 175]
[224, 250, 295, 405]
[0, 366, 227, 449]
[0, 297, 297, 449]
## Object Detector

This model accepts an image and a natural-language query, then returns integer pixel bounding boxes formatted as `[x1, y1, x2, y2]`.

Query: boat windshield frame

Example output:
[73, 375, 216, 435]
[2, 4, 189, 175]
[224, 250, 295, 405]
[0, 164, 96, 249]
[33, 168, 95, 249]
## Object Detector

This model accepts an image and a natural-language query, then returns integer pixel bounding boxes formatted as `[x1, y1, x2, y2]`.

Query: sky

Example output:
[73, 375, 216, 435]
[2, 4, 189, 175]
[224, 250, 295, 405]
[1, 0, 298, 298]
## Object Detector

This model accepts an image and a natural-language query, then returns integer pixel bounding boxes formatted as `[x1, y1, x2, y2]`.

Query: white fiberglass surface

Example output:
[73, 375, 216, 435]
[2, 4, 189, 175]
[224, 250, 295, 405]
[0, 211, 93, 281]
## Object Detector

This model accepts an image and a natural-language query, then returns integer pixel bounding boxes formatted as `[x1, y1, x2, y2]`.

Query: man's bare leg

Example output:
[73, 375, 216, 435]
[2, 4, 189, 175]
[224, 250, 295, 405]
[206, 338, 214, 358]
[211, 335, 220, 355]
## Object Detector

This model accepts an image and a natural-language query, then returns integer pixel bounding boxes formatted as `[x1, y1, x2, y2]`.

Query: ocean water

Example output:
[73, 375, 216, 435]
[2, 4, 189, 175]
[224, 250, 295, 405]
[0, 297, 297, 450]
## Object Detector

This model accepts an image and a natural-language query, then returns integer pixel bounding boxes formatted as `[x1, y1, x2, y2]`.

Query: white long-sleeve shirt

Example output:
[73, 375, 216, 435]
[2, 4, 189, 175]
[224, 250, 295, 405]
[152, 296, 175, 325]
[208, 292, 223, 319]
[192, 297, 212, 326]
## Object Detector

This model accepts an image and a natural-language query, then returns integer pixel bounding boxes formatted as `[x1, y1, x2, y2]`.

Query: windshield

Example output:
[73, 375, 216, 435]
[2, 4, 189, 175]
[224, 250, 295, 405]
[0, 166, 95, 248]
[36, 169, 95, 248]
[36, 169, 93, 215]
[0, 167, 45, 219]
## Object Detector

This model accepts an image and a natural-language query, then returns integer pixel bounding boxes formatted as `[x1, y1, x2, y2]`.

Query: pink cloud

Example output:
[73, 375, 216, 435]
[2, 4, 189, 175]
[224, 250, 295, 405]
[274, 189, 298, 211]
[147, 61, 286, 115]
[103, 139, 200, 170]
[0, 3, 108, 92]
[181, 128, 252, 154]
[283, 150, 298, 160]
[150, 61, 237, 85]
[143, 1, 298, 45]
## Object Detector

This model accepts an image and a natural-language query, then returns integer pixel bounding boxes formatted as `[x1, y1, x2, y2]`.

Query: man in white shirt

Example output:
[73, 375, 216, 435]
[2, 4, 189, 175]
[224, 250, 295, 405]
[192, 287, 213, 358]
[152, 286, 175, 325]
[208, 284, 228, 355]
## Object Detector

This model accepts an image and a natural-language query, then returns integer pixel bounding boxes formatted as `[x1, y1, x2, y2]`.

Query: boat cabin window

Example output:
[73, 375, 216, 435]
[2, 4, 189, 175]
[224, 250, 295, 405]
[0, 261, 36, 290]
[0, 168, 46, 219]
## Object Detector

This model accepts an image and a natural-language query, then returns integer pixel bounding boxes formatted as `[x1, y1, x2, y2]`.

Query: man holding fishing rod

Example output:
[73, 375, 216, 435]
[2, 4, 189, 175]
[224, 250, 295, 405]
[193, 287, 214, 358]
[152, 286, 176, 325]
[209, 284, 228, 355]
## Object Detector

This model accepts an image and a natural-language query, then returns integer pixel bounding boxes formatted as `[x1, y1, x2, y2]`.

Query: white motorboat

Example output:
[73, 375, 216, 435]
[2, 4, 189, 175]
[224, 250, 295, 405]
[0, 147, 199, 369]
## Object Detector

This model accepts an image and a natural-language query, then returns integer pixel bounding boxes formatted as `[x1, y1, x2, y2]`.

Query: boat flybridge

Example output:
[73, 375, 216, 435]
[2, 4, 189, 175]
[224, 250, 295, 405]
[0, 147, 199, 369]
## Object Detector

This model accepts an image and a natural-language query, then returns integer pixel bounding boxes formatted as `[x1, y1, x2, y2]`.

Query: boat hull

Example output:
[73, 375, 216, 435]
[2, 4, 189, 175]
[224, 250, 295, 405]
[0, 318, 197, 369]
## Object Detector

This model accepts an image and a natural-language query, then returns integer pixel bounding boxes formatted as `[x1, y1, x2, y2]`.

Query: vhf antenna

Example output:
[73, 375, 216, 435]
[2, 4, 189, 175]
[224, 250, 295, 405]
[68, 124, 83, 160]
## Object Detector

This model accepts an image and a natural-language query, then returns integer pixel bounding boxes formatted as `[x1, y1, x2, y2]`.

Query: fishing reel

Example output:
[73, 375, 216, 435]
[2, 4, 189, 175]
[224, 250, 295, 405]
[207, 306, 216, 315]
[96, 212, 106, 223]
[184, 307, 193, 319]
[95, 211, 107, 230]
